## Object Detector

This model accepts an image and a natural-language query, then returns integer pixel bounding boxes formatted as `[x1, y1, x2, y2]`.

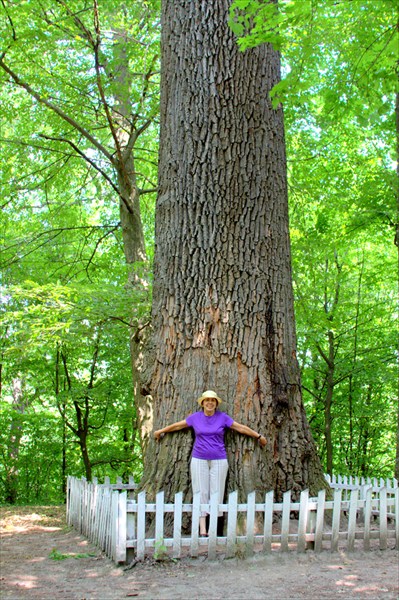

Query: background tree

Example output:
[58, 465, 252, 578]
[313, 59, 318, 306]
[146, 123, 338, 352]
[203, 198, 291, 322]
[0, 0, 160, 267]
[0, 0, 159, 499]
[140, 0, 327, 502]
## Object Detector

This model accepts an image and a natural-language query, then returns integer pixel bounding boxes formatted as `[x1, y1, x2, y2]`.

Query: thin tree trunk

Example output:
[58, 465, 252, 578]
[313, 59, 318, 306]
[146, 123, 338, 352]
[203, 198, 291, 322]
[79, 432, 92, 481]
[5, 378, 28, 503]
[359, 385, 372, 477]
[347, 253, 364, 472]
[324, 331, 335, 476]
[55, 346, 67, 497]
[62, 406, 67, 497]
[140, 0, 326, 501]
[112, 29, 146, 266]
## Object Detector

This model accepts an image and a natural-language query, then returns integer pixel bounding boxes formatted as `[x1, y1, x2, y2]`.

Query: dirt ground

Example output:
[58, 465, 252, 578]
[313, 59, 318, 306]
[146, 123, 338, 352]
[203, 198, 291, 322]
[1, 506, 398, 600]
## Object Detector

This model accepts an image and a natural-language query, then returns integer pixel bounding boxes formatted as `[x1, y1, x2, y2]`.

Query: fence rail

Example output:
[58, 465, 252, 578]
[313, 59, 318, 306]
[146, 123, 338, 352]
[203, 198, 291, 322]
[66, 475, 398, 564]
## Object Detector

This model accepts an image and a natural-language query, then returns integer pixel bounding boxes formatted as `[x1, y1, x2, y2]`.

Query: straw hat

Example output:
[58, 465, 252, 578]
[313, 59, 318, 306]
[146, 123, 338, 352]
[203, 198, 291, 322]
[197, 390, 223, 406]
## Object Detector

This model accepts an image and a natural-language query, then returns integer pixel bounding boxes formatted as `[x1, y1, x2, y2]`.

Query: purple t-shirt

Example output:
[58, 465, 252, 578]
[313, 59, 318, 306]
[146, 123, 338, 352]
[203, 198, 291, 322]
[185, 411, 234, 460]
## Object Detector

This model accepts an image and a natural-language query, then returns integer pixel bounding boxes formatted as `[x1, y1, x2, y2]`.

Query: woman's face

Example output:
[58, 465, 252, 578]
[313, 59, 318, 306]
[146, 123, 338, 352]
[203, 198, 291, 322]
[203, 398, 217, 414]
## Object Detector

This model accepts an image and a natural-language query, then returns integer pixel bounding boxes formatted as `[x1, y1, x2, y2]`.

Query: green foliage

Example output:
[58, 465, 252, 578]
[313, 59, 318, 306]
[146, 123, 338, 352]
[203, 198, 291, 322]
[0, 0, 157, 503]
[153, 540, 169, 561]
[0, 403, 64, 503]
[49, 548, 97, 560]
[230, 0, 398, 476]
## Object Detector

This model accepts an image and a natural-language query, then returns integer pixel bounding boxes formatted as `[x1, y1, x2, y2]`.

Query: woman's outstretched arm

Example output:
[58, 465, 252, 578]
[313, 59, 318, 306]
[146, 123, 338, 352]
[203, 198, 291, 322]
[154, 420, 188, 441]
[230, 421, 267, 448]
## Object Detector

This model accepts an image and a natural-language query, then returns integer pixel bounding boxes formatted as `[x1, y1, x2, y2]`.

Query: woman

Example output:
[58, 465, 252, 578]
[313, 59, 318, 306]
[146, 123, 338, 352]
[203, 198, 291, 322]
[154, 390, 267, 536]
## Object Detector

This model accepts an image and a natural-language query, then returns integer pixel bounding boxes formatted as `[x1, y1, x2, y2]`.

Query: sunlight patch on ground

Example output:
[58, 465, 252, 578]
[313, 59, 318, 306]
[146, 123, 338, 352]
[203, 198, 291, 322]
[354, 586, 390, 593]
[1, 524, 62, 534]
[7, 576, 38, 590]
[0, 506, 66, 533]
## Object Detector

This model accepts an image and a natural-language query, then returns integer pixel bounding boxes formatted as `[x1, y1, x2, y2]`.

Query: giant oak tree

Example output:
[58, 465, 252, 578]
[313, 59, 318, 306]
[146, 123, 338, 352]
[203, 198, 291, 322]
[139, 0, 326, 500]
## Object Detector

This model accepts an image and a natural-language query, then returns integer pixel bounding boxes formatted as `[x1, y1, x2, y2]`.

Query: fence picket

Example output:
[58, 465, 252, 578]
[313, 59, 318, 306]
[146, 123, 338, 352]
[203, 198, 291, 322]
[95, 487, 102, 547]
[87, 483, 93, 539]
[246, 491, 256, 556]
[137, 491, 146, 560]
[226, 491, 238, 558]
[115, 491, 127, 563]
[280, 491, 291, 552]
[331, 487, 342, 552]
[190, 492, 200, 558]
[111, 491, 118, 561]
[102, 489, 108, 554]
[155, 491, 165, 551]
[297, 489, 308, 553]
[379, 488, 388, 550]
[347, 488, 359, 552]
[363, 486, 372, 551]
[208, 492, 219, 560]
[173, 492, 183, 559]
[263, 490, 274, 553]
[314, 489, 326, 553]
[106, 489, 113, 554]
[92, 485, 98, 545]
[107, 490, 113, 554]
[100, 488, 109, 550]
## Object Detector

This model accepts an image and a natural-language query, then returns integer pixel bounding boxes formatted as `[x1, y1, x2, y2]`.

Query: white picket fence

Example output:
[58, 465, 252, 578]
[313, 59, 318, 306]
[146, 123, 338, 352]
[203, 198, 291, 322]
[66, 475, 398, 564]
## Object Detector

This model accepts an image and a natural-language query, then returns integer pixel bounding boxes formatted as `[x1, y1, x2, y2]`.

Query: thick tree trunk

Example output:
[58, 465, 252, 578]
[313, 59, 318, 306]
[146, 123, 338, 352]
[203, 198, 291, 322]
[140, 0, 326, 501]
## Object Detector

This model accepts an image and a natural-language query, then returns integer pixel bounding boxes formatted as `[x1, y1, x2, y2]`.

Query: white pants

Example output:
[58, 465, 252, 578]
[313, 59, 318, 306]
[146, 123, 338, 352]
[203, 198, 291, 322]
[190, 457, 229, 516]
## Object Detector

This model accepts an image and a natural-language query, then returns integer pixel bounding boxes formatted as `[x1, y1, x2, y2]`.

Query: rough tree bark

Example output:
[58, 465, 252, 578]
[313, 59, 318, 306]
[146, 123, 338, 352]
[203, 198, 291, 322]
[111, 27, 147, 266]
[139, 0, 327, 500]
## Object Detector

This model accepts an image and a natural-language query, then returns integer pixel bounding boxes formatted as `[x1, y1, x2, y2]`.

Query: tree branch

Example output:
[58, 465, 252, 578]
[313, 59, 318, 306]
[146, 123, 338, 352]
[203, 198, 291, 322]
[1, 0, 17, 42]
[0, 57, 115, 163]
[1, 224, 120, 269]
[139, 186, 158, 195]
[39, 133, 121, 197]
[92, 1, 123, 164]
[84, 224, 120, 279]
